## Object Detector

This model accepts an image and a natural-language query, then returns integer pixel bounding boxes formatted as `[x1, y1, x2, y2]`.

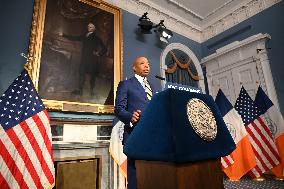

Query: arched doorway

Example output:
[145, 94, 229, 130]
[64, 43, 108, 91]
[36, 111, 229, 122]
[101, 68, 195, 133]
[160, 43, 205, 92]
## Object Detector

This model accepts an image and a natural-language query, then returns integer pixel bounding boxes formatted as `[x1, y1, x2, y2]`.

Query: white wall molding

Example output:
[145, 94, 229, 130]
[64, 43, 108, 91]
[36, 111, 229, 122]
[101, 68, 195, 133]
[105, 0, 281, 42]
[201, 33, 280, 109]
[201, 33, 271, 63]
[202, 0, 281, 41]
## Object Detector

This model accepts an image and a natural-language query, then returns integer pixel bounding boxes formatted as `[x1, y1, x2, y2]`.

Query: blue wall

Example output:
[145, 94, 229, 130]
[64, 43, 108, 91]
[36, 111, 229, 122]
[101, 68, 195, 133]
[122, 11, 201, 91]
[0, 0, 34, 93]
[201, 1, 284, 115]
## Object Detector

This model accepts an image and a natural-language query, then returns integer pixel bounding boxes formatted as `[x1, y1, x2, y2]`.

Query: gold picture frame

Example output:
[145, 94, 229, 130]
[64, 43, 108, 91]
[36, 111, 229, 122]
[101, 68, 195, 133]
[27, 0, 122, 113]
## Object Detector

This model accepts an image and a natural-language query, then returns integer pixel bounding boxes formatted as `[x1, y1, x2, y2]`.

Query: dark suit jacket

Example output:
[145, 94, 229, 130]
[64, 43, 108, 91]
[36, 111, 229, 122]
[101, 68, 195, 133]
[63, 32, 107, 72]
[114, 76, 155, 144]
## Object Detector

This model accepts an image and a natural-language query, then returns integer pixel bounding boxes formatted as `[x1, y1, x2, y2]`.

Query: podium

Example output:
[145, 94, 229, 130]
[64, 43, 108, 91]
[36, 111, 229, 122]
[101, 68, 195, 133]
[136, 159, 223, 189]
[124, 89, 235, 189]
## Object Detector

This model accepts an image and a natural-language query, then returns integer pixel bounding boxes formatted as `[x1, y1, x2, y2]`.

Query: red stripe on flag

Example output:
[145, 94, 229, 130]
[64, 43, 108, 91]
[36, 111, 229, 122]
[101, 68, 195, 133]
[43, 110, 51, 124]
[248, 156, 266, 178]
[223, 156, 232, 167]
[246, 126, 270, 171]
[257, 117, 274, 139]
[256, 117, 280, 158]
[33, 112, 54, 162]
[20, 121, 54, 185]
[32, 112, 55, 184]
[221, 158, 227, 168]
[247, 150, 263, 178]
[0, 172, 11, 189]
[223, 157, 230, 166]
[250, 122, 279, 167]
[248, 166, 261, 178]
[254, 166, 262, 176]
[0, 140, 29, 189]
[6, 128, 43, 189]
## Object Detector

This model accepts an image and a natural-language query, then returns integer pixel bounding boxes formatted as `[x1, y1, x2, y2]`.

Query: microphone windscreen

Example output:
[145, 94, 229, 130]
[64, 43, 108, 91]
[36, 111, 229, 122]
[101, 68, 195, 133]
[155, 75, 165, 80]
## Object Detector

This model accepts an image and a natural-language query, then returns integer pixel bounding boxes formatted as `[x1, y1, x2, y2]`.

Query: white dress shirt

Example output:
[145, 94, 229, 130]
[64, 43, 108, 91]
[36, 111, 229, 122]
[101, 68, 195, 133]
[135, 74, 146, 89]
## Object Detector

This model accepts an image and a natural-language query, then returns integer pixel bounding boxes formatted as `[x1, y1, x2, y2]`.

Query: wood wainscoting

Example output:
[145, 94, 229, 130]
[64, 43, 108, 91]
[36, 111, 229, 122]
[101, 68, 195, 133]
[54, 156, 102, 189]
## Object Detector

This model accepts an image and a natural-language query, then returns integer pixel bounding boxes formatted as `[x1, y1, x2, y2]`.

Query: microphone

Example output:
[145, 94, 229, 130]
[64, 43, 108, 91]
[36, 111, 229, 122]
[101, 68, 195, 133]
[155, 75, 165, 80]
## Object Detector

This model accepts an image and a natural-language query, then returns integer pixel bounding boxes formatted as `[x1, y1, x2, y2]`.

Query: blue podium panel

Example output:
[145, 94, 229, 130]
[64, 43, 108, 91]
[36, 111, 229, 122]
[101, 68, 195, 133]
[124, 88, 235, 163]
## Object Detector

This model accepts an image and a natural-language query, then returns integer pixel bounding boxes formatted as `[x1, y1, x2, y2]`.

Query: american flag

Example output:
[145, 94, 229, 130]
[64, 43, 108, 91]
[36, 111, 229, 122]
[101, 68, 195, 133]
[221, 155, 234, 169]
[254, 86, 284, 178]
[234, 86, 280, 178]
[0, 70, 55, 188]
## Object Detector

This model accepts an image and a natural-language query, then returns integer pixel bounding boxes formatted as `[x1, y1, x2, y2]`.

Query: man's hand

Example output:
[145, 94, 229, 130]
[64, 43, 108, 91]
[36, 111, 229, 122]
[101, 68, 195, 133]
[131, 110, 141, 124]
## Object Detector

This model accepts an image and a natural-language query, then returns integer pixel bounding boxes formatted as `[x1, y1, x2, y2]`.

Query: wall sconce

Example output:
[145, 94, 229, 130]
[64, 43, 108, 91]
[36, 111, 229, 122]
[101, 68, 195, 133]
[138, 12, 153, 34]
[138, 13, 173, 43]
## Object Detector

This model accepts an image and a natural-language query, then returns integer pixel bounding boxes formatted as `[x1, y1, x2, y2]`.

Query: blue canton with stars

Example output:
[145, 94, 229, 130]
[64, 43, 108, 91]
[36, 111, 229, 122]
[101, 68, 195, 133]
[234, 86, 261, 126]
[0, 70, 45, 131]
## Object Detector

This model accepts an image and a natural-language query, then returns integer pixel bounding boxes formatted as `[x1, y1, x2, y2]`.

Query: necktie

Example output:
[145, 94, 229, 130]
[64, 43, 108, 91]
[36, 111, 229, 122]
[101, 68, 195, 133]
[143, 78, 153, 100]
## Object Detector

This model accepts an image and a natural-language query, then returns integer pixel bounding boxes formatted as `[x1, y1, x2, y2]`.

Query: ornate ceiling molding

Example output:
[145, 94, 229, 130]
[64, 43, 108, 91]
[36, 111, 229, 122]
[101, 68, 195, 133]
[201, 0, 281, 41]
[105, 0, 281, 42]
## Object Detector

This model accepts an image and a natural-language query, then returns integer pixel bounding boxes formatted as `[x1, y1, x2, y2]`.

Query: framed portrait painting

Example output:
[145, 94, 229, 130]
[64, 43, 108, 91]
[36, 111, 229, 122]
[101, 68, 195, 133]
[27, 0, 122, 113]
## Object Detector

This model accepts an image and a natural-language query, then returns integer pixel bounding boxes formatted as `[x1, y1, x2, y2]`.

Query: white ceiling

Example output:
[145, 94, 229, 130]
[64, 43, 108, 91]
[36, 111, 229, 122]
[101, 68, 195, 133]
[165, 0, 233, 19]
[145, 0, 249, 28]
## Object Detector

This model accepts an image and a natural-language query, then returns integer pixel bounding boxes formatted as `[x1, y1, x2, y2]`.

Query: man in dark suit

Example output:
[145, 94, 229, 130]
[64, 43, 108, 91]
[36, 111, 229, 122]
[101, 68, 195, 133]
[61, 22, 107, 96]
[114, 56, 155, 189]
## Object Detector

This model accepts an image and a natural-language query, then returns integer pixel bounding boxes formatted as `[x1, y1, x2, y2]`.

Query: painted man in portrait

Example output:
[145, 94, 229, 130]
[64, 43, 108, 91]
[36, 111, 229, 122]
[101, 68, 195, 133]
[60, 22, 107, 96]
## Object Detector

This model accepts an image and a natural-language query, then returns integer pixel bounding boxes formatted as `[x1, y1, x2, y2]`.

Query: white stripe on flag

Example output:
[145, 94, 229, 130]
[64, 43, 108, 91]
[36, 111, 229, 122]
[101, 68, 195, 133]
[221, 155, 234, 168]
[250, 167, 261, 178]
[247, 126, 273, 169]
[227, 156, 234, 164]
[0, 126, 36, 189]
[253, 120, 279, 165]
[38, 111, 52, 142]
[249, 123, 279, 167]
[25, 117, 54, 175]
[254, 155, 266, 173]
[0, 156, 20, 189]
[13, 123, 49, 187]
[221, 158, 227, 168]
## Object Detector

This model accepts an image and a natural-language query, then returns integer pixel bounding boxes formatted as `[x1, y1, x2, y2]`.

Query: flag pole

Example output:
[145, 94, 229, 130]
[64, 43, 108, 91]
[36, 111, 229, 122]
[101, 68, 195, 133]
[256, 81, 260, 87]
[20, 52, 33, 80]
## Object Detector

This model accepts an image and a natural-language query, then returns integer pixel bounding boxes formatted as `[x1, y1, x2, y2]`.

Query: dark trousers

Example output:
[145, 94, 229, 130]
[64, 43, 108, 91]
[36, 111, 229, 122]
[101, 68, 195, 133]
[127, 158, 136, 189]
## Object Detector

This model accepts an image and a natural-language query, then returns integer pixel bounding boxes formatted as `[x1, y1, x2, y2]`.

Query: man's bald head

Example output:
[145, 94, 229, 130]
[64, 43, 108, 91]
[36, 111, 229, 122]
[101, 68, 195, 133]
[133, 56, 150, 77]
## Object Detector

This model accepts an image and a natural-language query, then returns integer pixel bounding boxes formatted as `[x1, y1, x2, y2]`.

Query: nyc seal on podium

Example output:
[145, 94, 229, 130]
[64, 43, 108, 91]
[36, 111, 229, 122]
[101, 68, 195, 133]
[187, 98, 217, 141]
